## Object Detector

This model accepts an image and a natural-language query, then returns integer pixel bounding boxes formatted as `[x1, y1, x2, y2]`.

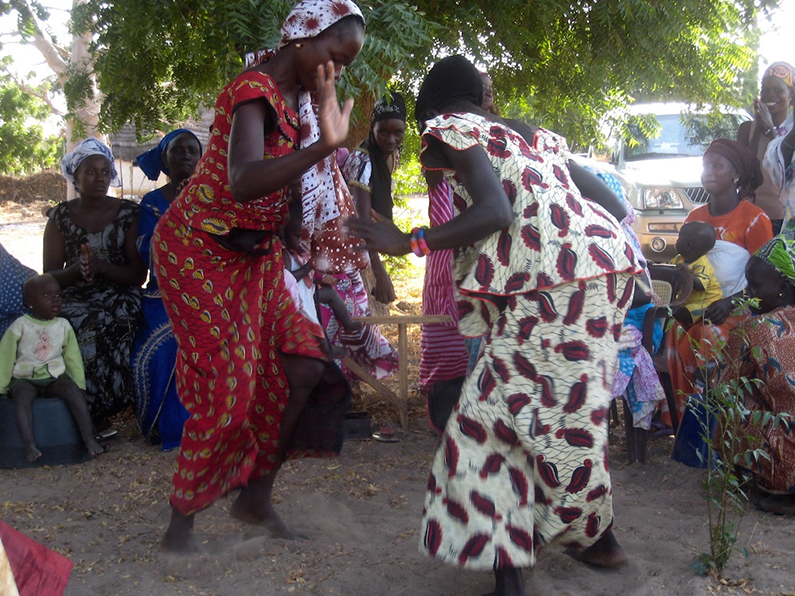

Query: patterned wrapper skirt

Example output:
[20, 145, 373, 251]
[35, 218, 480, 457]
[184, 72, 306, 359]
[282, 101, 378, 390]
[153, 213, 350, 516]
[420, 273, 633, 570]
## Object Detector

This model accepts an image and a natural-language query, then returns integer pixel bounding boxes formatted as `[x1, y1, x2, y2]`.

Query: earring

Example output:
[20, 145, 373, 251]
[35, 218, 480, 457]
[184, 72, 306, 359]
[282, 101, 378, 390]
[294, 43, 303, 49]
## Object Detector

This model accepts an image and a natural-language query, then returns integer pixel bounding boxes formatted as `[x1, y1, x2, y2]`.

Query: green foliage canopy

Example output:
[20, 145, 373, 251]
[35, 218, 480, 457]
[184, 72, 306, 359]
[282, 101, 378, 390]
[0, 69, 60, 175]
[68, 0, 776, 148]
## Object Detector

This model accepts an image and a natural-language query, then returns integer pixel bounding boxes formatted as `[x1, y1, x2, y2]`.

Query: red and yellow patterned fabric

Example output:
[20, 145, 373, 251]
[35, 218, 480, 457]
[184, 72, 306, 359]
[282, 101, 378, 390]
[171, 70, 298, 237]
[152, 69, 343, 516]
[723, 305, 795, 493]
[153, 220, 331, 515]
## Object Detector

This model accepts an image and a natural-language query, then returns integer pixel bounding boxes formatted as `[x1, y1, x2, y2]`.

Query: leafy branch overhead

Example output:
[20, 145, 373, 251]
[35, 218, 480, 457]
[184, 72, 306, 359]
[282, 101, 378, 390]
[0, 0, 782, 148]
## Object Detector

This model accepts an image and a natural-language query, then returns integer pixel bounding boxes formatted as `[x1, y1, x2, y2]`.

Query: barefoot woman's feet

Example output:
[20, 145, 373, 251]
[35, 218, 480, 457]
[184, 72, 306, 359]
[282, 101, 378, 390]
[23, 443, 42, 462]
[229, 498, 306, 540]
[160, 509, 202, 554]
[86, 438, 106, 457]
[160, 529, 202, 554]
[565, 529, 628, 568]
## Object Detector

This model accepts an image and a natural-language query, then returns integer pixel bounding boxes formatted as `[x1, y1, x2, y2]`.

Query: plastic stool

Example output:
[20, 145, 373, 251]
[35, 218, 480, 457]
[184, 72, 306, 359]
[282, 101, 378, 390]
[0, 396, 88, 469]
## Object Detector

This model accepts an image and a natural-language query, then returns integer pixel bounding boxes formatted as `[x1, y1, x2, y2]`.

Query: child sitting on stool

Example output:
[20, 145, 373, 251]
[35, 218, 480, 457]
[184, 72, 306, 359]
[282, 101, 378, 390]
[0, 274, 104, 462]
[671, 221, 724, 326]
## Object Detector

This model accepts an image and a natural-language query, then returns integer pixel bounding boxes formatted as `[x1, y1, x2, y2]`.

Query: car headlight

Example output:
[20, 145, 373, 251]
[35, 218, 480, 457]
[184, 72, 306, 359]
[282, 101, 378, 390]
[642, 188, 684, 210]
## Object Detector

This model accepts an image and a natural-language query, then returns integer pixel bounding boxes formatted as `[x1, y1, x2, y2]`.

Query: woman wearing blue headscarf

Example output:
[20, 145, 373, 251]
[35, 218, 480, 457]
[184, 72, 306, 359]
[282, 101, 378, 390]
[132, 129, 202, 450]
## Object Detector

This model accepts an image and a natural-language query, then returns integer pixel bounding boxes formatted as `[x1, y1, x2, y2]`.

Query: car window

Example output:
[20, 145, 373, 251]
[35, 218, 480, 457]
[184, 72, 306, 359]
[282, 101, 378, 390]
[624, 112, 748, 161]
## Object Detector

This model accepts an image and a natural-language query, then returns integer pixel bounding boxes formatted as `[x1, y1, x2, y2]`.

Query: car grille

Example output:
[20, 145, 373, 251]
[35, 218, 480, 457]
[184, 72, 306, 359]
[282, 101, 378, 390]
[684, 187, 710, 204]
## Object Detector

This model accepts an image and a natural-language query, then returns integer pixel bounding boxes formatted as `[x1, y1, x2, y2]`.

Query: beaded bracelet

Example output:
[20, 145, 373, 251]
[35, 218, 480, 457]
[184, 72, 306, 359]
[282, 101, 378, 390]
[409, 227, 424, 257]
[415, 226, 431, 256]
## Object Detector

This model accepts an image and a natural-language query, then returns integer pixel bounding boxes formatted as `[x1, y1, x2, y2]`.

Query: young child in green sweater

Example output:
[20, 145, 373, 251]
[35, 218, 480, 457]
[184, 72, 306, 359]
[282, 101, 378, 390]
[0, 274, 103, 462]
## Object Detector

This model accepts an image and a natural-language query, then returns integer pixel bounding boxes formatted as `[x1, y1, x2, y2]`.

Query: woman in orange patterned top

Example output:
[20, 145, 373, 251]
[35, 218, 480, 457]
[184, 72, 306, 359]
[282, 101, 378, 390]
[665, 139, 773, 426]
[153, 0, 365, 552]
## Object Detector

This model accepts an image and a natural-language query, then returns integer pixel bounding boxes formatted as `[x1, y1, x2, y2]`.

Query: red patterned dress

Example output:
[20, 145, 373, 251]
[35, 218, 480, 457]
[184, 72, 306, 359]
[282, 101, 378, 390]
[152, 70, 347, 516]
[418, 114, 640, 569]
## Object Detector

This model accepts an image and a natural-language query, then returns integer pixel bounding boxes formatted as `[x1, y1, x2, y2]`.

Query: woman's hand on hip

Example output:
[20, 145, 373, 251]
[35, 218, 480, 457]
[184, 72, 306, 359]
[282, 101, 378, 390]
[345, 209, 411, 256]
[317, 61, 354, 153]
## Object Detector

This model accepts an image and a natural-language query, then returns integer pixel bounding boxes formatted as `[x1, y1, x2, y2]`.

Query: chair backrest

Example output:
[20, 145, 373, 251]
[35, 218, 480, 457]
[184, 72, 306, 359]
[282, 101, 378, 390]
[647, 263, 694, 309]
[651, 279, 673, 306]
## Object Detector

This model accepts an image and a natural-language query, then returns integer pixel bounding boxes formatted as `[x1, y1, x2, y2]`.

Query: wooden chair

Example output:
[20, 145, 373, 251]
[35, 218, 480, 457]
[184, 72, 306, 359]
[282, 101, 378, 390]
[619, 264, 693, 463]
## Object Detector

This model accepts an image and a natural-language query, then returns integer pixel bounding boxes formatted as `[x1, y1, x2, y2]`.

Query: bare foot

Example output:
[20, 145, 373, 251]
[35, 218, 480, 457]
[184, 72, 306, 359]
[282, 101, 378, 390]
[85, 438, 106, 457]
[161, 509, 201, 554]
[566, 529, 628, 568]
[24, 444, 42, 462]
[160, 529, 202, 554]
[229, 500, 306, 540]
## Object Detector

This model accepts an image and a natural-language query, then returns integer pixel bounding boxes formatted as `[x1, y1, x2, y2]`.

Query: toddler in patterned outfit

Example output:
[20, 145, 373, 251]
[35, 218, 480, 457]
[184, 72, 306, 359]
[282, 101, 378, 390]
[0, 274, 103, 462]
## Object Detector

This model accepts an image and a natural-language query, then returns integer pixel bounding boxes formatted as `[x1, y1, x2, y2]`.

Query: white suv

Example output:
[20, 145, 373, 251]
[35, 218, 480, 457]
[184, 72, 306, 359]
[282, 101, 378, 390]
[593, 103, 748, 262]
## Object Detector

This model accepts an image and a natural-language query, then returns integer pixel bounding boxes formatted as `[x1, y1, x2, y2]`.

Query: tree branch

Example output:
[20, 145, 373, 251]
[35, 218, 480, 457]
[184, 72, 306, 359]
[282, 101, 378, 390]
[12, 0, 70, 85]
[1, 65, 63, 116]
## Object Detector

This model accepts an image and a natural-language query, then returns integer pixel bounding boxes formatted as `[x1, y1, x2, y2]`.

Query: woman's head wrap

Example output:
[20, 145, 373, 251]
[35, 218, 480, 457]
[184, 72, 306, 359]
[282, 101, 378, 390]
[242, 0, 368, 274]
[703, 138, 764, 199]
[61, 137, 120, 192]
[244, 0, 364, 68]
[372, 91, 406, 123]
[755, 222, 795, 286]
[359, 91, 406, 220]
[762, 61, 795, 89]
[415, 55, 483, 128]
[135, 129, 203, 181]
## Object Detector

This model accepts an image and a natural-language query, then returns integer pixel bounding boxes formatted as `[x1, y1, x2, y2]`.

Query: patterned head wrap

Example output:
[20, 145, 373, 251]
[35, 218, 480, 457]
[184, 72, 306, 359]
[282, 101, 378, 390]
[244, 0, 364, 68]
[135, 129, 203, 181]
[372, 92, 406, 123]
[415, 55, 483, 128]
[703, 138, 763, 200]
[755, 221, 795, 286]
[60, 137, 121, 192]
[762, 61, 795, 89]
[242, 0, 367, 273]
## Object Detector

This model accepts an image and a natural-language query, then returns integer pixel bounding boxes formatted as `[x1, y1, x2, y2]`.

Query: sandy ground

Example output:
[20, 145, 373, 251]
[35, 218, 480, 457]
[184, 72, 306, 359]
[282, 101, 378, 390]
[1, 208, 795, 596]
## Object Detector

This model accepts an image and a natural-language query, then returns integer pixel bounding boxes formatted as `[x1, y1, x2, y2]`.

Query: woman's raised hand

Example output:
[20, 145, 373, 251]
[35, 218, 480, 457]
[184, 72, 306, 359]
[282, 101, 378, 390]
[345, 209, 411, 256]
[753, 97, 775, 133]
[317, 61, 354, 153]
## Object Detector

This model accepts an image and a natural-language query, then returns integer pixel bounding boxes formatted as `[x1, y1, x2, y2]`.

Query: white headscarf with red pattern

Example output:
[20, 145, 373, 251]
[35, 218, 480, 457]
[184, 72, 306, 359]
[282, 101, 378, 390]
[244, 0, 367, 272]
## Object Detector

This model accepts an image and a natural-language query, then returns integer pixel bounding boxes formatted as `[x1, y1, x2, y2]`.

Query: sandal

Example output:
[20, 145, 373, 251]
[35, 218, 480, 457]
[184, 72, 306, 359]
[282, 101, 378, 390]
[372, 422, 398, 443]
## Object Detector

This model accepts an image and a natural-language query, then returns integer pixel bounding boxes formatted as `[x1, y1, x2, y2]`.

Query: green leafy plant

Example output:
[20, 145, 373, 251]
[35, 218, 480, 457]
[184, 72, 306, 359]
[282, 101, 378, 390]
[677, 307, 792, 576]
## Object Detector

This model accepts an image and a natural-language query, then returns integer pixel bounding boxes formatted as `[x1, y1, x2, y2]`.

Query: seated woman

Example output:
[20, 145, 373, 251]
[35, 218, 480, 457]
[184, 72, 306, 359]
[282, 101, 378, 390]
[722, 227, 795, 515]
[0, 243, 36, 339]
[132, 129, 202, 450]
[665, 139, 773, 425]
[44, 138, 146, 427]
